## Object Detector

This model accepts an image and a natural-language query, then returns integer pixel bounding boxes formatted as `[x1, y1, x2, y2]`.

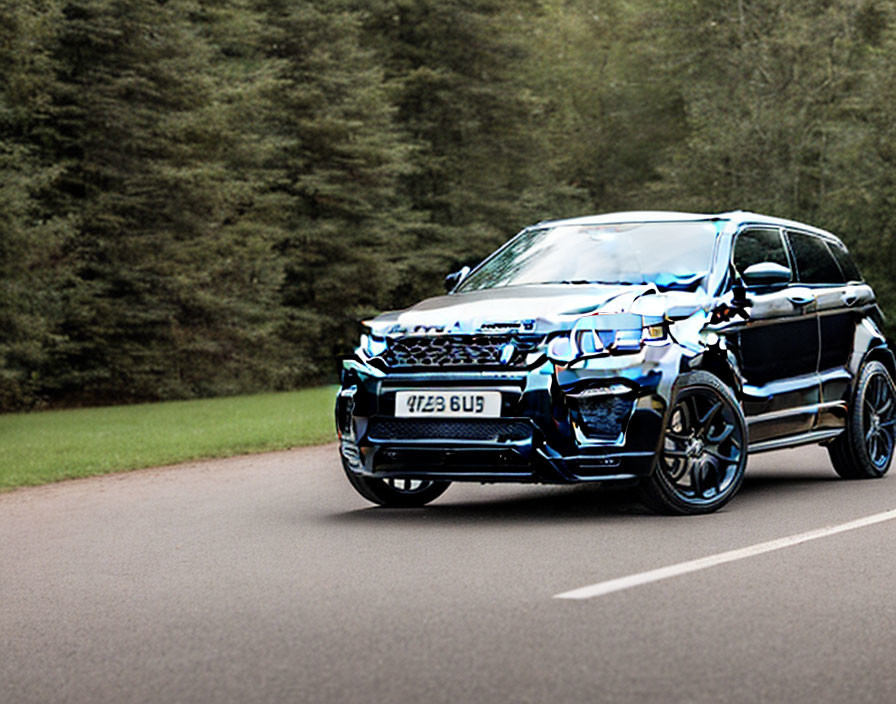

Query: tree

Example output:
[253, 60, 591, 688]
[0, 0, 71, 410]
[816, 1, 896, 336]
[39, 0, 285, 403]
[359, 0, 585, 307]
[649, 0, 872, 217]
[521, 0, 687, 214]
[254, 1, 414, 381]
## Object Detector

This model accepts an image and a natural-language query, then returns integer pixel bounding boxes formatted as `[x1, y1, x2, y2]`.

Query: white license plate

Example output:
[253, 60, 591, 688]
[395, 390, 501, 418]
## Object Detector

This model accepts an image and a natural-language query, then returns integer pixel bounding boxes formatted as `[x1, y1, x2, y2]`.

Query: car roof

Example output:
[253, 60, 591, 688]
[534, 210, 842, 244]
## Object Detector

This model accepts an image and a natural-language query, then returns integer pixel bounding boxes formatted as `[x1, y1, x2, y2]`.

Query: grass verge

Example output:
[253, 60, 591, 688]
[0, 387, 337, 490]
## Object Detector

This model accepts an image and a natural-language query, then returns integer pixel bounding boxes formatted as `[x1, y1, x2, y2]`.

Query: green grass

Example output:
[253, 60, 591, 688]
[0, 387, 338, 490]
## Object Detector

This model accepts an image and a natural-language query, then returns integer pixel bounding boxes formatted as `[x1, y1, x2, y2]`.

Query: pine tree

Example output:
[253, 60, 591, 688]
[817, 1, 896, 336]
[650, 0, 870, 217]
[41, 0, 282, 403]
[521, 0, 687, 213]
[0, 0, 71, 410]
[254, 1, 413, 382]
[359, 0, 577, 306]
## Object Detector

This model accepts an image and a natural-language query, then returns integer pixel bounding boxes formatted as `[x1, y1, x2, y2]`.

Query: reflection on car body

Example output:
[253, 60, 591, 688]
[336, 211, 896, 514]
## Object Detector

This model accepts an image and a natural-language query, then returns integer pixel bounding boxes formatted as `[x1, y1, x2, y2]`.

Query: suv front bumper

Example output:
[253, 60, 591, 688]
[336, 346, 684, 484]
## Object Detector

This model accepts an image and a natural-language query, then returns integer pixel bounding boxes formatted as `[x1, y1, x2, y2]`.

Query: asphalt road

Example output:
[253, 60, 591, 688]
[3, 444, 896, 704]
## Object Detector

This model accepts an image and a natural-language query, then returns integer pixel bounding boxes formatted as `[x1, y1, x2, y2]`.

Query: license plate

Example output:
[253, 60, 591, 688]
[395, 390, 501, 418]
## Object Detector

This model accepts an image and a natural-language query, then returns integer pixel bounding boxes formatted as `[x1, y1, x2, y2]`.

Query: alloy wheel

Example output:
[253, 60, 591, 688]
[660, 388, 744, 504]
[863, 370, 896, 469]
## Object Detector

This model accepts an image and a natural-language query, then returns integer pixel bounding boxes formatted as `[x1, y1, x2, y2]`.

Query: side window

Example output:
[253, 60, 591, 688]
[786, 231, 845, 284]
[827, 241, 863, 282]
[733, 228, 789, 275]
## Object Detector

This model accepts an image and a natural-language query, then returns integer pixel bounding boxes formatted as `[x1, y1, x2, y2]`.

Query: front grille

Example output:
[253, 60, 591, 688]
[574, 396, 634, 439]
[367, 418, 532, 442]
[377, 335, 540, 369]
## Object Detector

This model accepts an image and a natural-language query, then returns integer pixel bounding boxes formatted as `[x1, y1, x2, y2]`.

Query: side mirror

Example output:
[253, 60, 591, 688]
[742, 262, 792, 287]
[444, 265, 471, 292]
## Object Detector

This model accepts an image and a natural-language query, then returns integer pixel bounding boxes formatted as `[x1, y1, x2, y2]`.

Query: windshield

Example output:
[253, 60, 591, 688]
[457, 221, 719, 292]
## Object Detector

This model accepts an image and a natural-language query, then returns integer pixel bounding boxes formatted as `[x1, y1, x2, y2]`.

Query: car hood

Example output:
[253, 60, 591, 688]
[366, 283, 681, 335]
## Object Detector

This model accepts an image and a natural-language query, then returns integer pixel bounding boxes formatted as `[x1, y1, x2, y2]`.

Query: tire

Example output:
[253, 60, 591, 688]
[828, 360, 896, 479]
[341, 457, 450, 507]
[639, 371, 748, 515]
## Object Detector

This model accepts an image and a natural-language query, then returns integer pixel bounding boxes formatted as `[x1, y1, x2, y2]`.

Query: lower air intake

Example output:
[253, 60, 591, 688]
[368, 418, 532, 442]
[575, 396, 634, 439]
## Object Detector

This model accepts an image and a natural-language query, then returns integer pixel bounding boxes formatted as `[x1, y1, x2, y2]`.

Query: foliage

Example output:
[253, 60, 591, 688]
[256, 1, 413, 381]
[0, 0, 70, 409]
[0, 0, 894, 411]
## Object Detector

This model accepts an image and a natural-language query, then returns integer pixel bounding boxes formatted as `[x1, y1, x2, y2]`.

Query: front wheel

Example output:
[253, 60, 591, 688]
[342, 458, 450, 507]
[828, 360, 896, 479]
[639, 371, 747, 515]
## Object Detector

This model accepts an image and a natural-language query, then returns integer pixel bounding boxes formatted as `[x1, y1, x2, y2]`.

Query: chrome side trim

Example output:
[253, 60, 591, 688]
[569, 474, 640, 483]
[720, 312, 814, 334]
[746, 401, 845, 425]
[742, 372, 819, 399]
[816, 303, 874, 319]
[748, 428, 843, 453]
[819, 367, 852, 383]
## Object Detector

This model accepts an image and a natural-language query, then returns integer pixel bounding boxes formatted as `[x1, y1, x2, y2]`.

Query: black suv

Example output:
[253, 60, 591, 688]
[335, 211, 896, 514]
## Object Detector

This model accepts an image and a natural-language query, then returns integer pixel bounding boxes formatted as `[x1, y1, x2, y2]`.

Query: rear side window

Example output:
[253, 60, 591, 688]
[733, 228, 790, 274]
[786, 231, 844, 284]
[827, 241, 863, 282]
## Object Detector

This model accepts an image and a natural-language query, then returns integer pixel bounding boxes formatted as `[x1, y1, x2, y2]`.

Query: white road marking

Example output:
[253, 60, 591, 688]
[554, 507, 896, 600]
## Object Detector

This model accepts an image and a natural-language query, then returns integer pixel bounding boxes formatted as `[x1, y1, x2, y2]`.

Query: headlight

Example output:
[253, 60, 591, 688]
[546, 314, 667, 363]
[642, 320, 667, 344]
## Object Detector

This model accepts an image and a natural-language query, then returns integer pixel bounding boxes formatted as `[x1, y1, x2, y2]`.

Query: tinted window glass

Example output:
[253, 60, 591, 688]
[733, 229, 789, 274]
[787, 231, 844, 284]
[827, 241, 862, 282]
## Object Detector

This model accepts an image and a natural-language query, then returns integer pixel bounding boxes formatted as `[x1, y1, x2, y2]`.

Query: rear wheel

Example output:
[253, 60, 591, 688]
[639, 371, 747, 515]
[342, 458, 450, 507]
[828, 360, 896, 479]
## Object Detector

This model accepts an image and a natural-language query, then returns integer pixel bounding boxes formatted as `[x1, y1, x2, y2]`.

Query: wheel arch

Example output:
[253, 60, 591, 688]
[686, 348, 743, 400]
[862, 344, 896, 380]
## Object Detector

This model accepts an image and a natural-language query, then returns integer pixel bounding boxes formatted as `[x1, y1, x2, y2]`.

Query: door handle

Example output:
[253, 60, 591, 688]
[787, 292, 814, 306]
[841, 292, 858, 307]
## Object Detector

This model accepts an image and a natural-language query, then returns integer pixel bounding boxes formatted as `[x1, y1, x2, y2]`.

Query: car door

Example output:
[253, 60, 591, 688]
[722, 227, 821, 445]
[785, 231, 873, 432]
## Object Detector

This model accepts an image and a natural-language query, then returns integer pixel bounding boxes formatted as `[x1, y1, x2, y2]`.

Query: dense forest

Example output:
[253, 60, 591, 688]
[2, 0, 895, 411]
